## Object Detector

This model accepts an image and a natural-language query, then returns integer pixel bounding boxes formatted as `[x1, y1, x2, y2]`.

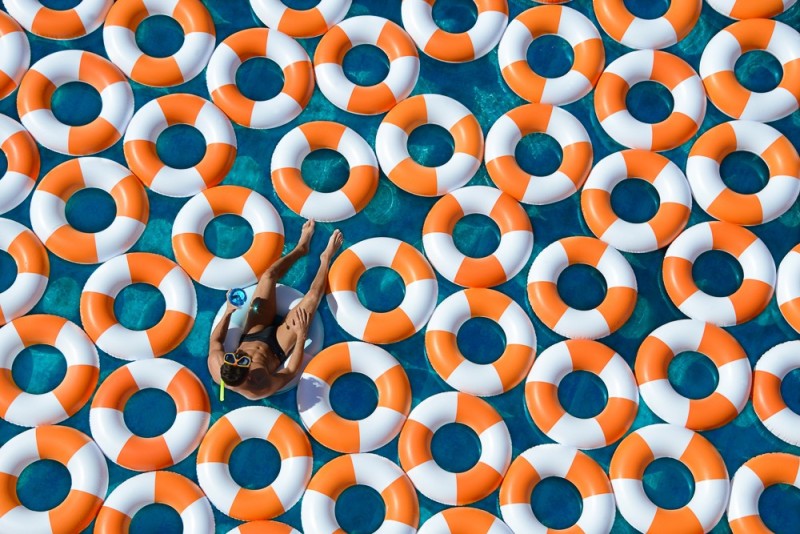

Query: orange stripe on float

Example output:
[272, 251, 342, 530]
[651, 113, 698, 152]
[381, 475, 419, 527]
[663, 0, 701, 42]
[572, 38, 605, 84]
[374, 364, 411, 414]
[91, 365, 138, 410]
[300, 122, 346, 150]
[649, 507, 703, 534]
[456, 393, 501, 433]
[31, 9, 86, 40]
[278, 8, 328, 38]
[376, 21, 417, 59]
[563, 236, 606, 266]
[68, 119, 122, 156]
[0, 368, 21, 418]
[500, 455, 540, 505]
[779, 298, 800, 331]
[679, 433, 727, 480]
[730, 0, 784, 19]
[244, 232, 284, 279]
[582, 189, 616, 235]
[166, 367, 209, 412]
[598, 286, 636, 331]
[494, 345, 533, 391]
[172, 233, 216, 279]
[662, 257, 696, 306]
[455, 463, 501, 504]
[117, 435, 173, 470]
[635, 335, 673, 383]
[622, 149, 670, 181]
[383, 95, 427, 130]
[282, 62, 314, 106]
[146, 310, 195, 356]
[229, 486, 284, 520]
[8, 230, 48, 275]
[131, 56, 184, 87]
[268, 414, 312, 459]
[594, 0, 636, 41]
[761, 134, 800, 178]
[80, 292, 118, 340]
[79, 53, 124, 91]
[703, 72, 751, 118]
[154, 471, 203, 512]
[104, 0, 149, 28]
[425, 330, 461, 379]
[609, 431, 653, 480]
[525, 382, 562, 432]
[730, 280, 773, 323]
[328, 249, 366, 293]
[450, 114, 483, 157]
[425, 30, 475, 63]
[502, 61, 545, 102]
[753, 370, 785, 420]
[711, 222, 758, 256]
[399, 419, 434, 469]
[489, 193, 529, 233]
[341, 166, 378, 211]
[392, 242, 433, 283]
[454, 256, 505, 287]
[311, 412, 360, 452]
[314, 26, 352, 65]
[308, 454, 355, 496]
[93, 507, 131, 534]
[567, 339, 615, 372]
[36, 425, 90, 463]
[17, 70, 56, 115]
[527, 281, 568, 329]
[49, 491, 103, 533]
[560, 142, 592, 186]
[53, 365, 98, 414]
[212, 85, 256, 126]
[597, 397, 638, 445]
[423, 194, 464, 234]
[486, 157, 528, 200]
[197, 416, 240, 464]
[696, 323, 745, 365]
[389, 159, 439, 196]
[12, 314, 64, 345]
[196, 144, 236, 187]
[348, 83, 396, 114]
[648, 203, 690, 245]
[123, 140, 162, 186]
[273, 168, 314, 213]
[363, 309, 414, 343]
[110, 175, 149, 222]
[444, 507, 495, 532]
[173, 0, 215, 34]
[48, 226, 99, 264]
[686, 393, 737, 429]
[594, 73, 629, 121]
[2, 131, 40, 177]
[565, 450, 612, 497]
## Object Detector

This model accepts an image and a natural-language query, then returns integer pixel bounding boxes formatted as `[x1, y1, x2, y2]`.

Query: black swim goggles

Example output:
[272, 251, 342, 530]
[223, 352, 252, 368]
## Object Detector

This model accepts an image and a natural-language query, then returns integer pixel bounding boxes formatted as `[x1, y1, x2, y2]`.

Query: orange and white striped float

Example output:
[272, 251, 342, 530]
[207, 28, 314, 129]
[486, 103, 592, 205]
[527, 236, 637, 339]
[314, 16, 419, 115]
[636, 319, 751, 431]
[420, 508, 512, 534]
[423, 186, 532, 287]
[30, 158, 148, 264]
[399, 391, 511, 505]
[0, 115, 38, 214]
[197, 406, 313, 521]
[172, 185, 285, 290]
[707, 0, 797, 18]
[0, 218, 48, 326]
[0, 426, 107, 533]
[498, 5, 604, 105]
[17, 50, 133, 156]
[229, 522, 300, 534]
[250, 0, 351, 39]
[700, 19, 800, 122]
[0, 12, 29, 100]
[0, 315, 98, 428]
[377, 94, 483, 196]
[301, 453, 418, 534]
[327, 237, 438, 344]
[663, 221, 775, 326]
[4, 0, 112, 40]
[123, 93, 236, 198]
[500, 444, 615, 534]
[104, 0, 215, 87]
[753, 341, 800, 446]
[80, 252, 197, 360]
[728, 453, 800, 533]
[401, 0, 508, 63]
[297, 342, 411, 453]
[89, 359, 210, 471]
[525, 339, 638, 449]
[94, 471, 214, 533]
[687, 121, 800, 226]
[778, 245, 800, 334]
[581, 149, 692, 253]
[594, 0, 701, 50]
[595, 50, 706, 152]
[425, 288, 536, 397]
[610, 424, 730, 533]
[272, 121, 378, 222]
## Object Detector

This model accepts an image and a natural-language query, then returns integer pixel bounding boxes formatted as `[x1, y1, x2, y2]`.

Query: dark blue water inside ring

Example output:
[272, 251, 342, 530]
[229, 438, 282, 489]
[720, 151, 770, 195]
[456, 317, 506, 365]
[0, 250, 17, 293]
[283, 0, 322, 9]
[129, 504, 183, 533]
[528, 35, 574, 79]
[610, 178, 660, 224]
[156, 124, 207, 170]
[557, 264, 607, 311]
[558, 371, 608, 419]
[643, 458, 695, 510]
[39, 0, 82, 8]
[782, 369, 800, 414]
[431, 0, 478, 33]
[431, 423, 481, 473]
[236, 58, 284, 101]
[123, 389, 177, 438]
[623, 0, 670, 18]
[329, 372, 379, 420]
[17, 460, 71, 511]
[114, 283, 167, 331]
[64, 188, 117, 234]
[626, 81, 674, 124]
[531, 477, 583, 529]
[51, 82, 101, 127]
[760, 483, 800, 534]
[335, 485, 386, 534]
[516, 133, 563, 176]
[692, 250, 743, 298]
[135, 15, 185, 58]
[357, 267, 405, 313]
[668, 351, 719, 400]
[301, 149, 350, 193]
[343, 45, 390, 86]
[452, 214, 501, 258]
[408, 124, 454, 167]
[204, 214, 254, 259]
[11, 345, 66, 394]
[735, 51, 782, 93]
[0, 148, 7, 176]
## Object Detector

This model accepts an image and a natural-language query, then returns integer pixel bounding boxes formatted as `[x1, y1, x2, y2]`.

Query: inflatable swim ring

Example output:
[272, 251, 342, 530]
[104, 0, 215, 87]
[778, 245, 800, 334]
[297, 341, 411, 453]
[17, 50, 133, 156]
[663, 221, 775, 326]
[754, 341, 800, 447]
[0, 114, 38, 215]
[197, 406, 313, 521]
[420, 508, 512, 534]
[327, 237, 438, 344]
[123, 93, 236, 198]
[423, 186, 533, 288]
[4, 0, 112, 40]
[0, 218, 48, 326]
[581, 149, 692, 253]
[525, 339, 638, 449]
[250, 0, 352, 39]
[207, 28, 314, 129]
[527, 236, 637, 339]
[314, 15, 419, 115]
[172, 185, 285, 290]
[30, 157, 148, 264]
[728, 453, 800, 533]
[0, 12, 30, 100]
[272, 121, 378, 222]
[486, 103, 592, 205]
[399, 391, 511, 505]
[594, 0, 701, 49]
[80, 252, 197, 360]
[228, 522, 300, 534]
[425, 288, 536, 397]
[706, 0, 797, 18]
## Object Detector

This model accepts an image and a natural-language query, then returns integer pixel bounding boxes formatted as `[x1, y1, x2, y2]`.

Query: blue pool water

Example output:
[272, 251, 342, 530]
[2, 0, 800, 532]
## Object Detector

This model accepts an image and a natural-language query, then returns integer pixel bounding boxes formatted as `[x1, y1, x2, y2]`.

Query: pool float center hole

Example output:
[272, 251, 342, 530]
[735, 51, 782, 93]
[203, 214, 254, 259]
[343, 45, 390, 86]
[781, 369, 800, 414]
[692, 250, 743, 297]
[357, 267, 406, 313]
[335, 485, 386, 534]
[17, 460, 71, 512]
[668, 351, 719, 400]
[626, 81, 674, 124]
[135, 15, 185, 59]
[114, 283, 167, 331]
[622, 0, 670, 18]
[557, 264, 608, 311]
[11, 344, 67, 395]
[432, 0, 478, 33]
[301, 149, 350, 193]
[51, 82, 101, 127]
[236, 57, 284, 101]
[453, 214, 501, 258]
[0, 147, 8, 176]
[282, 0, 323, 8]
[156, 124, 207, 170]
[530, 477, 583, 529]
[431, 422, 481, 473]
[407, 124, 455, 168]
[329, 372, 379, 420]
[38, 0, 83, 9]
[759, 483, 800, 533]
[123, 388, 177, 438]
[457, 317, 507, 365]
[65, 188, 117, 234]
[610, 178, 660, 224]
[229, 438, 282, 490]
[0, 250, 17, 293]
[643, 458, 695, 510]
[558, 370, 608, 419]
[516, 133, 563, 177]
[528, 35, 574, 79]
[130, 504, 183, 533]
[720, 151, 769, 195]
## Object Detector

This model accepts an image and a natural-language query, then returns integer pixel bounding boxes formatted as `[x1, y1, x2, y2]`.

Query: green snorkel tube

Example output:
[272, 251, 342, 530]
[219, 378, 225, 401]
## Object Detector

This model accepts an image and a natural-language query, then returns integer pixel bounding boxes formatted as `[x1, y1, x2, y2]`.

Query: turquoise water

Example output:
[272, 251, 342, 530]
[2, 0, 800, 532]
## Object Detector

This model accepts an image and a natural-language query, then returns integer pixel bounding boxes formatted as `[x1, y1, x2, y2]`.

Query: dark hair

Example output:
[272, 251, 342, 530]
[220, 363, 248, 387]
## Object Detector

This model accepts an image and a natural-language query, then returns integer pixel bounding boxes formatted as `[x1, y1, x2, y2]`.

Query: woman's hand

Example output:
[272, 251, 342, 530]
[224, 290, 237, 314]
[289, 309, 310, 337]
